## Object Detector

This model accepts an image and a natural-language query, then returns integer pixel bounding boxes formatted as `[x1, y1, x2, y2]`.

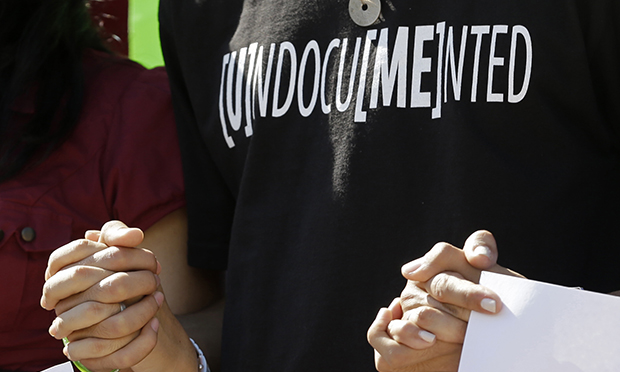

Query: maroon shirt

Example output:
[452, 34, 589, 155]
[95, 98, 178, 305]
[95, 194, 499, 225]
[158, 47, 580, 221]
[0, 50, 185, 371]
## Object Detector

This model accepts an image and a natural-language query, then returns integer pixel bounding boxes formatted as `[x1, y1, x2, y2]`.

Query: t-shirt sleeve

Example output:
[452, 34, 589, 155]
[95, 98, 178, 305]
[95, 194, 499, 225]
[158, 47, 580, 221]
[101, 66, 186, 231]
[160, 0, 234, 270]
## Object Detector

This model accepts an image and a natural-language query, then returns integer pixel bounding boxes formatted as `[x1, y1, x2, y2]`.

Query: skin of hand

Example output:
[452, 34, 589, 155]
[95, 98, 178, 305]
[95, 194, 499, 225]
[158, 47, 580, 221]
[368, 230, 523, 372]
[41, 209, 219, 372]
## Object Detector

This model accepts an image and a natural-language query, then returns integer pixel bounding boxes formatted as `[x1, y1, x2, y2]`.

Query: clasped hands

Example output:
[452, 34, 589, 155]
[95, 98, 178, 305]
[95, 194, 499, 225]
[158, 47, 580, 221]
[368, 230, 523, 372]
[41, 224, 517, 372]
[40, 222, 166, 371]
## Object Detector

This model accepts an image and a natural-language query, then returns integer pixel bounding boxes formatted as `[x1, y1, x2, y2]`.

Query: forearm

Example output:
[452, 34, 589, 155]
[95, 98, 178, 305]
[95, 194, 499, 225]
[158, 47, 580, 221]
[128, 288, 224, 372]
[130, 300, 199, 372]
[43, 212, 224, 372]
[136, 209, 224, 371]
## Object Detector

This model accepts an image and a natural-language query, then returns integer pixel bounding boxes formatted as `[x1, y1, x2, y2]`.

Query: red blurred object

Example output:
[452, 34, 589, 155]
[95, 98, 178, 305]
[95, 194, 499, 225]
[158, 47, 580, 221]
[88, 0, 129, 56]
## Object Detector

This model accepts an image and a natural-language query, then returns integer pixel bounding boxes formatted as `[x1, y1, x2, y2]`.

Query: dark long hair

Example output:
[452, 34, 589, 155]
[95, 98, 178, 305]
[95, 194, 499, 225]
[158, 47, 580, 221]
[0, 0, 107, 182]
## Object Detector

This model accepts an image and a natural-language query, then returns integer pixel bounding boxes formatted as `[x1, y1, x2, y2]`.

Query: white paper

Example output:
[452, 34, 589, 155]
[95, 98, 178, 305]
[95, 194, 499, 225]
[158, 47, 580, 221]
[40, 361, 74, 372]
[458, 271, 620, 372]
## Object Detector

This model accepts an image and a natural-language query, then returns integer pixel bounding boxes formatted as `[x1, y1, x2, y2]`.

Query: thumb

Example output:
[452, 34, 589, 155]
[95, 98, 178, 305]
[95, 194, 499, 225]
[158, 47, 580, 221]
[99, 220, 144, 248]
[462, 230, 499, 270]
[463, 230, 525, 279]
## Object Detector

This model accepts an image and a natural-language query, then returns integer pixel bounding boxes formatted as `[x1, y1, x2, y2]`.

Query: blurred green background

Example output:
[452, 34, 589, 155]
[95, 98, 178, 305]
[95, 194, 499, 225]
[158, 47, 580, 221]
[128, 0, 164, 68]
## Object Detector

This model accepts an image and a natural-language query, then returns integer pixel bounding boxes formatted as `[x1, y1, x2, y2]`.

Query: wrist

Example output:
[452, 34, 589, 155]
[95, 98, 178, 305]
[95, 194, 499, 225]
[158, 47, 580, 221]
[132, 325, 198, 372]
[133, 304, 198, 372]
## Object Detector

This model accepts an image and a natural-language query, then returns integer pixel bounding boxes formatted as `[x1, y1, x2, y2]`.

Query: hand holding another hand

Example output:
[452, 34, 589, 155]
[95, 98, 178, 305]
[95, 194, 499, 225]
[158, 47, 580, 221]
[41, 221, 165, 371]
[368, 230, 523, 372]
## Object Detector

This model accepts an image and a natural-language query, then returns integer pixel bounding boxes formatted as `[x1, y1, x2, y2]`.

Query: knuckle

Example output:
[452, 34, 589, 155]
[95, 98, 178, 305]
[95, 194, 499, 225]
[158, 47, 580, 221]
[110, 314, 132, 335]
[94, 246, 125, 270]
[91, 338, 111, 356]
[429, 242, 452, 258]
[72, 239, 98, 257]
[41, 282, 52, 301]
[367, 328, 375, 344]
[414, 306, 437, 328]
[426, 242, 459, 268]
[80, 237, 96, 246]
[101, 220, 122, 233]
[141, 272, 158, 293]
[429, 274, 450, 301]
[399, 281, 419, 302]
[399, 320, 418, 335]
[64, 344, 76, 360]
[107, 247, 129, 268]
[367, 318, 384, 344]
[400, 283, 427, 312]
[74, 238, 93, 250]
[390, 321, 416, 343]
[71, 265, 91, 280]
[95, 318, 126, 339]
[99, 273, 130, 300]
[85, 301, 108, 318]
[128, 312, 148, 331]
[47, 251, 62, 270]
[133, 272, 158, 296]
[463, 286, 485, 309]
[53, 316, 65, 331]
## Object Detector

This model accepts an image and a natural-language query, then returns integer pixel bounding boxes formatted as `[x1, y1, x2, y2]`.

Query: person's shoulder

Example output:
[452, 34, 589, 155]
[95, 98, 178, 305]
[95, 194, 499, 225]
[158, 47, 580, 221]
[132, 65, 170, 95]
[83, 49, 140, 78]
[83, 49, 169, 92]
[82, 49, 171, 107]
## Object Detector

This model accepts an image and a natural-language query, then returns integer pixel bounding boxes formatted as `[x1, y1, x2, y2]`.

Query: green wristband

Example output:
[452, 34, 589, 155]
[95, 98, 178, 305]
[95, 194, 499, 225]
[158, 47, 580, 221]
[62, 337, 120, 372]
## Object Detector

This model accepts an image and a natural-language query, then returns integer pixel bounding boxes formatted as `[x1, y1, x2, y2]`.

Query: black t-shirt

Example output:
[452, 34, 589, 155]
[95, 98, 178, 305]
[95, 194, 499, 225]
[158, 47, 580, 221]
[159, 1, 620, 371]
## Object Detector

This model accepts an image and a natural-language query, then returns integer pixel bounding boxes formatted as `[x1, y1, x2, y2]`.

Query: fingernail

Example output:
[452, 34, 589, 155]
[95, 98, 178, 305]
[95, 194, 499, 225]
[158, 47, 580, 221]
[156, 260, 162, 275]
[127, 227, 143, 236]
[85, 230, 101, 238]
[386, 319, 402, 335]
[62, 346, 68, 357]
[151, 318, 160, 332]
[481, 298, 497, 313]
[402, 258, 424, 276]
[111, 226, 136, 239]
[154, 291, 164, 307]
[474, 245, 493, 260]
[419, 330, 436, 343]
[155, 274, 161, 288]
